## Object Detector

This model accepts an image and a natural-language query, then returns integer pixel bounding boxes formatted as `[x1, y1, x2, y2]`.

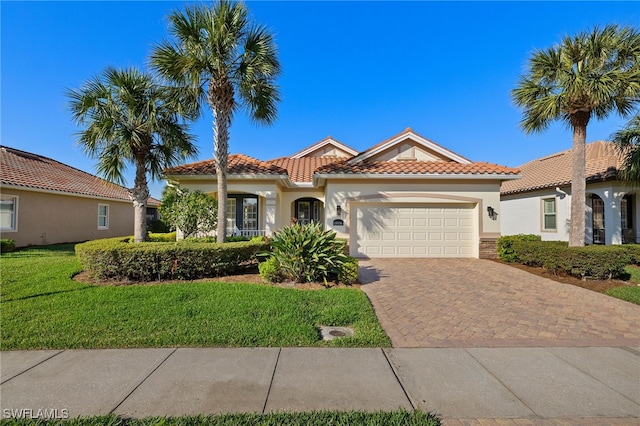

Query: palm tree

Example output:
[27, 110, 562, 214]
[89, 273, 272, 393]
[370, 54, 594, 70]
[151, 0, 280, 243]
[512, 25, 640, 246]
[612, 114, 640, 183]
[68, 67, 198, 243]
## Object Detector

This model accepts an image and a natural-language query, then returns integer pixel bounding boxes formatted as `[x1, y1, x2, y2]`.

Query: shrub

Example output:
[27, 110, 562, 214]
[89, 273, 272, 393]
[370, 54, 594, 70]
[266, 222, 348, 283]
[505, 239, 630, 280]
[496, 234, 541, 262]
[337, 256, 359, 285]
[75, 237, 268, 281]
[148, 232, 177, 242]
[1, 239, 16, 253]
[258, 256, 283, 282]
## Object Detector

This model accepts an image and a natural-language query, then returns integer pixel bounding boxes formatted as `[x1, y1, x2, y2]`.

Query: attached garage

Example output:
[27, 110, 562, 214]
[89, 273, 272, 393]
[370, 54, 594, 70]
[351, 203, 476, 258]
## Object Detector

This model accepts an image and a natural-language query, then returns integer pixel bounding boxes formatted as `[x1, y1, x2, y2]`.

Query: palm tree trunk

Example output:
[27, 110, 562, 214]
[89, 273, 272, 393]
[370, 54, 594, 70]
[131, 158, 150, 243]
[569, 115, 589, 247]
[213, 109, 231, 243]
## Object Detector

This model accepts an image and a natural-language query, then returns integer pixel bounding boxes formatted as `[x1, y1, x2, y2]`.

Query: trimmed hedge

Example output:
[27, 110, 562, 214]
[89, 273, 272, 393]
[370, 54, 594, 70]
[75, 237, 269, 281]
[497, 236, 632, 280]
[496, 234, 541, 262]
[1, 239, 16, 253]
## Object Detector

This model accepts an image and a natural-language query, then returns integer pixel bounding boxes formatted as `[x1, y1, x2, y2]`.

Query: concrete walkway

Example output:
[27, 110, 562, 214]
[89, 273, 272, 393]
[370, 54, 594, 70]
[1, 347, 639, 424]
[359, 259, 640, 348]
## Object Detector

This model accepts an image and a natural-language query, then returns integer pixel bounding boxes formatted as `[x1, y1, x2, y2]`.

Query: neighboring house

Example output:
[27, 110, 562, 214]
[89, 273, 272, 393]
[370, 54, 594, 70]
[500, 141, 637, 245]
[0, 146, 134, 247]
[163, 128, 519, 258]
[146, 197, 161, 224]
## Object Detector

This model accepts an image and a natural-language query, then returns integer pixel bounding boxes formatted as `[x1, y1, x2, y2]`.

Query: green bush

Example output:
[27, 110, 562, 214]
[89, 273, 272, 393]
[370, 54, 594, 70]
[0, 239, 16, 253]
[258, 256, 283, 282]
[622, 244, 640, 265]
[265, 222, 349, 283]
[148, 232, 177, 242]
[505, 239, 630, 280]
[496, 234, 541, 262]
[75, 237, 268, 281]
[337, 256, 359, 285]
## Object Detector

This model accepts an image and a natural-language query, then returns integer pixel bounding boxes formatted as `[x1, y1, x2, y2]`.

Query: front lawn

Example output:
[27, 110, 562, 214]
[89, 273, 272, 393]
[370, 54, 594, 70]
[0, 245, 390, 350]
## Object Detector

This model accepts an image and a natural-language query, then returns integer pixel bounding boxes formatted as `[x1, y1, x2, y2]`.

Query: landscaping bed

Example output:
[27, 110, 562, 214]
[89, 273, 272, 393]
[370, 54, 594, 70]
[1, 244, 389, 350]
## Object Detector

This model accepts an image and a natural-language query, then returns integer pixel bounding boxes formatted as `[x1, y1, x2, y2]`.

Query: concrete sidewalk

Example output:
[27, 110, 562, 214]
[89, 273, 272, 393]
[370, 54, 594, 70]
[1, 347, 639, 424]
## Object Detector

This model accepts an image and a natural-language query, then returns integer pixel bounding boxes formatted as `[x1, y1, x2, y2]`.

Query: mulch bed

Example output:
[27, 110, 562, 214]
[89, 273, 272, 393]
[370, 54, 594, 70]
[492, 259, 637, 294]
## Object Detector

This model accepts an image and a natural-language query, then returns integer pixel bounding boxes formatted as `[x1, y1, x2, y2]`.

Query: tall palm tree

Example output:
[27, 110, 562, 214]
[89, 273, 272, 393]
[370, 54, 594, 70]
[512, 25, 640, 246]
[68, 67, 198, 243]
[612, 114, 640, 183]
[151, 1, 281, 243]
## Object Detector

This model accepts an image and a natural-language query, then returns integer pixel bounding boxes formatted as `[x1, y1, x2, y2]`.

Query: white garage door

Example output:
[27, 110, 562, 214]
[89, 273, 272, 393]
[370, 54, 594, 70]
[352, 203, 475, 258]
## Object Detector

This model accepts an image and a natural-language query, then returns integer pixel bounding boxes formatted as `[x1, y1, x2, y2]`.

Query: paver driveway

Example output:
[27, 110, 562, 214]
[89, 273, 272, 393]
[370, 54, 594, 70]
[359, 259, 640, 348]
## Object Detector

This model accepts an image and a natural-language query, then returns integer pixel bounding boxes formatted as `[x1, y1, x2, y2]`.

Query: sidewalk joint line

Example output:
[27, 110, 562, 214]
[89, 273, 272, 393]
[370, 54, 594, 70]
[261, 347, 281, 415]
[109, 347, 178, 415]
[620, 346, 640, 357]
[1, 349, 65, 385]
[464, 348, 538, 417]
[545, 347, 640, 407]
[381, 348, 416, 410]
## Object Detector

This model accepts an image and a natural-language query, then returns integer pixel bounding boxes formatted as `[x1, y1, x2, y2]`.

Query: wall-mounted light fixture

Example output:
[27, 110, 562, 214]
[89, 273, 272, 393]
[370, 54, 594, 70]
[487, 206, 497, 220]
[336, 205, 342, 216]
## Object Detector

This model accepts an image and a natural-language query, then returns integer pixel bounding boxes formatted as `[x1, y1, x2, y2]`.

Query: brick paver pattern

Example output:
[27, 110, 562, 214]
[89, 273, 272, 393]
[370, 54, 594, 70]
[359, 259, 640, 348]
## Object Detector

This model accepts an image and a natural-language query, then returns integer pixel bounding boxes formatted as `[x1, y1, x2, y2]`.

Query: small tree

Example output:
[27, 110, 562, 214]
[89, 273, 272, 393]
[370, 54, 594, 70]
[160, 188, 218, 238]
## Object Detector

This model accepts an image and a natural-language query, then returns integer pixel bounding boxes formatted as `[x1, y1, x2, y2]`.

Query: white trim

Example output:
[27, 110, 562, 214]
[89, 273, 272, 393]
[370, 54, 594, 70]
[98, 203, 109, 230]
[348, 131, 472, 165]
[291, 137, 359, 158]
[0, 194, 18, 232]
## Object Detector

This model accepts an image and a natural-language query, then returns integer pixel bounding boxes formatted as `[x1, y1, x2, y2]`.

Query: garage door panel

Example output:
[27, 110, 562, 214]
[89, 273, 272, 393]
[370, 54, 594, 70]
[353, 203, 475, 258]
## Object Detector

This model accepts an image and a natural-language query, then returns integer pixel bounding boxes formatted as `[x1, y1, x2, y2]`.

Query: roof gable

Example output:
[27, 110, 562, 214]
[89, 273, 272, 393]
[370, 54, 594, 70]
[348, 128, 471, 165]
[290, 137, 358, 159]
[0, 145, 131, 201]
[500, 141, 623, 195]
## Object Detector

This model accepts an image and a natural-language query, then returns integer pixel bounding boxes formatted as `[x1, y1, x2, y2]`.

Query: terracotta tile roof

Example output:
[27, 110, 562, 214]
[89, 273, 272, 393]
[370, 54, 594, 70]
[267, 157, 340, 182]
[501, 141, 623, 195]
[315, 159, 519, 176]
[0, 146, 131, 201]
[163, 154, 288, 176]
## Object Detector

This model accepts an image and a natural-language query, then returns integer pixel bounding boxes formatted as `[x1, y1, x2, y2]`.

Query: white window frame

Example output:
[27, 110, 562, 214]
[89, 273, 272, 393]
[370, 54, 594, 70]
[98, 204, 109, 229]
[541, 197, 557, 232]
[0, 195, 18, 232]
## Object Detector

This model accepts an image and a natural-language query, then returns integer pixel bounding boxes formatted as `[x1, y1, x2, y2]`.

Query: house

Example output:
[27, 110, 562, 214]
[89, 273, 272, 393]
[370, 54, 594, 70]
[163, 128, 520, 258]
[500, 141, 637, 245]
[0, 146, 134, 247]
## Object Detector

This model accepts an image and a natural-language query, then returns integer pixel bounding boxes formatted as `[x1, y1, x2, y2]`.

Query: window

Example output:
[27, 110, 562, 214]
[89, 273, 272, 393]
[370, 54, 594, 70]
[542, 198, 556, 231]
[621, 194, 633, 230]
[592, 196, 605, 244]
[98, 204, 109, 229]
[0, 195, 17, 231]
[226, 195, 258, 236]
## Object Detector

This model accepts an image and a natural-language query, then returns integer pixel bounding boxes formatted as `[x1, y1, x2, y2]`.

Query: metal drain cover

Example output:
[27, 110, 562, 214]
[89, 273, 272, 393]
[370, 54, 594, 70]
[319, 326, 354, 341]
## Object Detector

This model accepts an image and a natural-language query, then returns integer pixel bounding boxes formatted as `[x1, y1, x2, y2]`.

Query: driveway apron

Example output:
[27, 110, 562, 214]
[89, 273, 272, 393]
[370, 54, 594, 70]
[359, 259, 640, 348]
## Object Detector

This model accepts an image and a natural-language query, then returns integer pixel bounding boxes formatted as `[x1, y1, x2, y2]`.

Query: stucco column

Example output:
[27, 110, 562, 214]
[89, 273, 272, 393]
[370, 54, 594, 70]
[264, 193, 277, 236]
[604, 189, 623, 245]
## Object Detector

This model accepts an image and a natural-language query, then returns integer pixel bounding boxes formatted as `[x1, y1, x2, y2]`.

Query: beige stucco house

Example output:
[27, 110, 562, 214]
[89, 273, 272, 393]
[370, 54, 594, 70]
[164, 128, 520, 258]
[0, 146, 134, 247]
[501, 141, 638, 245]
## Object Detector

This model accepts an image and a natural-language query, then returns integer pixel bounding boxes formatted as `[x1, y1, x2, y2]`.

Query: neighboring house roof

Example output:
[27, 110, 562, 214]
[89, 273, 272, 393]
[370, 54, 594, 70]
[501, 141, 623, 195]
[0, 145, 131, 201]
[147, 197, 161, 207]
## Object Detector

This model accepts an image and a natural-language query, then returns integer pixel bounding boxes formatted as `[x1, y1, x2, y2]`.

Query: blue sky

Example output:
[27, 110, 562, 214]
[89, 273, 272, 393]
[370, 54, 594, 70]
[2, 1, 639, 199]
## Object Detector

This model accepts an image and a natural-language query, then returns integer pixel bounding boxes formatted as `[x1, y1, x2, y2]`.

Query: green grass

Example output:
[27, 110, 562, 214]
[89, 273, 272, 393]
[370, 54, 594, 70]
[624, 264, 640, 283]
[1, 245, 390, 350]
[1, 410, 440, 425]
[606, 286, 640, 305]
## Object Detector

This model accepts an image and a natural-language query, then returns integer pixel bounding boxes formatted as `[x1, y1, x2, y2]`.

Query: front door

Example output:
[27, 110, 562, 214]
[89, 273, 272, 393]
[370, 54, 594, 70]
[295, 199, 321, 225]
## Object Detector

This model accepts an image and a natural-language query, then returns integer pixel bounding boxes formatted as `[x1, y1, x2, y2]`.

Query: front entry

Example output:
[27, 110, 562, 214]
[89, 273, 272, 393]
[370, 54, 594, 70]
[294, 198, 322, 225]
